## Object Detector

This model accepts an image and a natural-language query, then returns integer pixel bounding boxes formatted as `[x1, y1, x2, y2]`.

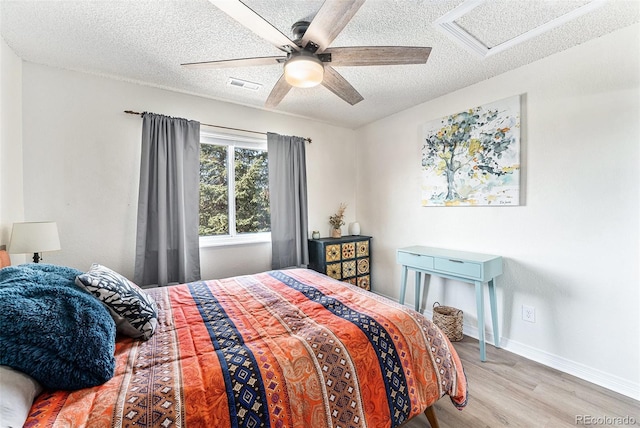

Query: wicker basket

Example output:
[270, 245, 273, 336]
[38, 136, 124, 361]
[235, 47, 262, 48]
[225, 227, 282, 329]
[432, 302, 463, 342]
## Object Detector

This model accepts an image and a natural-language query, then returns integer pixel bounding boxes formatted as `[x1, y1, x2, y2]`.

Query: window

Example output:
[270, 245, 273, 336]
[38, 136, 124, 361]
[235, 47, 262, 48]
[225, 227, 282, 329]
[199, 131, 270, 245]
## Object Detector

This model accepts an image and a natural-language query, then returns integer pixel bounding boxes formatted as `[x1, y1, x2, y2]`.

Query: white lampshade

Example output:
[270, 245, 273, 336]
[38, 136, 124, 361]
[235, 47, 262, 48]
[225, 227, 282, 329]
[284, 55, 324, 88]
[9, 222, 61, 260]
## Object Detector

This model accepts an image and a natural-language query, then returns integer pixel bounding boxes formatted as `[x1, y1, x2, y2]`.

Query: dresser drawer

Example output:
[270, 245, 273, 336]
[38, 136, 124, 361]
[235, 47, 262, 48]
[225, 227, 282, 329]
[434, 257, 481, 279]
[397, 251, 434, 270]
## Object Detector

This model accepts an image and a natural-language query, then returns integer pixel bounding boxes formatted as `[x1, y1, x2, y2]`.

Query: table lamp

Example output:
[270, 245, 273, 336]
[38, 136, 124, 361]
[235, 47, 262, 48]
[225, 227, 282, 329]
[8, 221, 61, 263]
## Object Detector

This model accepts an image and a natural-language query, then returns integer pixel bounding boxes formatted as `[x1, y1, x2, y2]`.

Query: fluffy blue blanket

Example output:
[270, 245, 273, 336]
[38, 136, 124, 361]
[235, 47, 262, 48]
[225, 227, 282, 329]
[0, 264, 116, 390]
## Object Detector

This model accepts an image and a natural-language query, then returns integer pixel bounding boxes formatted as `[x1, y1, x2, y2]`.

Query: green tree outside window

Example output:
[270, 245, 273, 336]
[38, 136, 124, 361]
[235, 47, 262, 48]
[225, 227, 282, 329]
[199, 142, 270, 237]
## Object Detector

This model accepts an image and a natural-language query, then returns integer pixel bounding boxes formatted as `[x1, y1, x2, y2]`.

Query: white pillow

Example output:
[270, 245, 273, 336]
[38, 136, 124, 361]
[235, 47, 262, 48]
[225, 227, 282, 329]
[0, 365, 42, 428]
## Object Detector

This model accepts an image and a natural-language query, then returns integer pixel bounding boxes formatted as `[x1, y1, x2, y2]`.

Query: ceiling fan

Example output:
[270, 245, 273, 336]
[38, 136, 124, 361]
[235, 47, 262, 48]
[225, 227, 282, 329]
[182, 0, 432, 108]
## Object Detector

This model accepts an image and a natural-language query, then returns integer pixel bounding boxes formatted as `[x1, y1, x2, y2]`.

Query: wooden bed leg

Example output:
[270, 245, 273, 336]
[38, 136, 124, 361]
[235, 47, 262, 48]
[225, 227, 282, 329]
[424, 405, 440, 428]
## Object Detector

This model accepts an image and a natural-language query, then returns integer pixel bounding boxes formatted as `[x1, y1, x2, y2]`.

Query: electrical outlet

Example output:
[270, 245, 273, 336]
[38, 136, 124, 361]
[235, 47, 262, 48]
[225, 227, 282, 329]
[522, 305, 536, 323]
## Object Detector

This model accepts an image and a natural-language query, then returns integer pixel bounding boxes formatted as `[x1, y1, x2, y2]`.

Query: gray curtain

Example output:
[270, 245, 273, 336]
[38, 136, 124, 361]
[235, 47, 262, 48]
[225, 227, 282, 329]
[134, 113, 201, 287]
[267, 133, 309, 269]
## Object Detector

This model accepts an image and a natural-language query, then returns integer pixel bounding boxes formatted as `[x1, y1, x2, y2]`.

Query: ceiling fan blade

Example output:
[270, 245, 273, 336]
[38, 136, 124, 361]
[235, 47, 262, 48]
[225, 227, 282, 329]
[321, 66, 364, 105]
[182, 56, 285, 69]
[208, 0, 299, 52]
[301, 0, 365, 53]
[265, 74, 292, 108]
[325, 46, 432, 66]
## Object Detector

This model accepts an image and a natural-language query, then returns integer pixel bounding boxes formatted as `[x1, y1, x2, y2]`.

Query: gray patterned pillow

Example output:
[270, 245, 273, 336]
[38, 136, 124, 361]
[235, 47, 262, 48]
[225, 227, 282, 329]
[75, 264, 157, 340]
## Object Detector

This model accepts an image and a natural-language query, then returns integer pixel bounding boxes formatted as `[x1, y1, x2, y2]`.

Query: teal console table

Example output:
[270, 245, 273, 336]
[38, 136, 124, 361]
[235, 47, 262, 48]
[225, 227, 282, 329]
[396, 246, 503, 361]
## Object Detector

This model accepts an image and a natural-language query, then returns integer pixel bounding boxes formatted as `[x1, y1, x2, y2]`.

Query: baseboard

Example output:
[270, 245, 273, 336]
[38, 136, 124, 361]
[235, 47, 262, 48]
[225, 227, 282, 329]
[419, 308, 640, 401]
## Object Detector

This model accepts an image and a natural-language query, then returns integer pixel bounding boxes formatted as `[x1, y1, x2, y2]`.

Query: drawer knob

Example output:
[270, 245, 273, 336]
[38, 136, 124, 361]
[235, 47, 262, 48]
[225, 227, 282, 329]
[449, 259, 464, 263]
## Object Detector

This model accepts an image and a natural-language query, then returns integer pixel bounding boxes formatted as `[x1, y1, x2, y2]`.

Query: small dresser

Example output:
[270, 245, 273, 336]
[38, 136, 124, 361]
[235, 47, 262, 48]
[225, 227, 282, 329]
[308, 235, 371, 290]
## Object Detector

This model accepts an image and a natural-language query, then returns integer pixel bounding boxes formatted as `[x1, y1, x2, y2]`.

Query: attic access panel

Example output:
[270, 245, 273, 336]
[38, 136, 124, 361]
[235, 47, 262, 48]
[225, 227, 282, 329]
[434, 0, 606, 58]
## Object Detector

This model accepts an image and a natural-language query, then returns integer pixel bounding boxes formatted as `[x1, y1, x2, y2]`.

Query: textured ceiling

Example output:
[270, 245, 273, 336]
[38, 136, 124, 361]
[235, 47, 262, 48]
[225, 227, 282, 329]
[1, 0, 638, 129]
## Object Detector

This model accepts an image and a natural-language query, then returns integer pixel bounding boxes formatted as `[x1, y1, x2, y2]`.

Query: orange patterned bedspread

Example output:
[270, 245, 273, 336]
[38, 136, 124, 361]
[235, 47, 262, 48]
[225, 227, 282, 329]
[24, 269, 466, 428]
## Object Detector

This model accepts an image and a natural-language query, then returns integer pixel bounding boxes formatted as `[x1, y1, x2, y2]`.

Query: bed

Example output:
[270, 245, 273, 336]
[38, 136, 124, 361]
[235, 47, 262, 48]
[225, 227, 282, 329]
[2, 265, 466, 428]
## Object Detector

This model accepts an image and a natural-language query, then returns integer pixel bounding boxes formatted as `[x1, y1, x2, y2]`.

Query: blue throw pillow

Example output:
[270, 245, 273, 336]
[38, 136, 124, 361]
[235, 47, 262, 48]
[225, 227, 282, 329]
[0, 264, 116, 390]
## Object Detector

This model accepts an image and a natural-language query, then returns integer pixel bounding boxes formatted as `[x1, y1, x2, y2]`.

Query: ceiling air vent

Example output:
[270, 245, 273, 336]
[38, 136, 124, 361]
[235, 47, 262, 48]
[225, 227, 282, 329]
[227, 77, 262, 91]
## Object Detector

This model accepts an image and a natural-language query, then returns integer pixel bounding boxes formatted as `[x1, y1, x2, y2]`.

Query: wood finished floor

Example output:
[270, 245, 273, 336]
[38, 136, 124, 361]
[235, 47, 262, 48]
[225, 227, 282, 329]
[403, 336, 639, 428]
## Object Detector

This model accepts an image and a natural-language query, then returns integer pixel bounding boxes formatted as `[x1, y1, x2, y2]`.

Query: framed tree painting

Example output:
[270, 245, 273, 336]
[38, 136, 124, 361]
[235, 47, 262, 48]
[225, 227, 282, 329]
[421, 95, 521, 206]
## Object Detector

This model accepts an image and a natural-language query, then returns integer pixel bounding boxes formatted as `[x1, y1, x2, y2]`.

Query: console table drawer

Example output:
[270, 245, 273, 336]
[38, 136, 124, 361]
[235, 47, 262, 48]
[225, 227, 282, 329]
[434, 257, 481, 279]
[397, 251, 434, 270]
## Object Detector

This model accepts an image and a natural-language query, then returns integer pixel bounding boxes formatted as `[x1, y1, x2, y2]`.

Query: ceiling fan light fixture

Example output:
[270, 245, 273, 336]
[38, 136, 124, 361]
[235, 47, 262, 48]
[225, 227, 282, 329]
[284, 54, 324, 88]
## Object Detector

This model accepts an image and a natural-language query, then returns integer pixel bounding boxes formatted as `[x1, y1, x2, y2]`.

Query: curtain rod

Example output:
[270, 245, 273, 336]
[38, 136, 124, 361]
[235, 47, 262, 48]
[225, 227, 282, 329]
[124, 110, 312, 143]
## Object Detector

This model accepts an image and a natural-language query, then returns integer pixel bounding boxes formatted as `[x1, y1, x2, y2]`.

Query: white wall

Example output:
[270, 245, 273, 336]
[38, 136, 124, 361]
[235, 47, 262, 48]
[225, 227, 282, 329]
[0, 37, 25, 261]
[355, 24, 640, 399]
[20, 63, 357, 279]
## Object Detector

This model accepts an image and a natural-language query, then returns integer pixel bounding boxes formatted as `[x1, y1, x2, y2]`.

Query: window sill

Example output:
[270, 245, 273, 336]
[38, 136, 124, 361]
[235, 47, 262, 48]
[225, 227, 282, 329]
[200, 232, 271, 248]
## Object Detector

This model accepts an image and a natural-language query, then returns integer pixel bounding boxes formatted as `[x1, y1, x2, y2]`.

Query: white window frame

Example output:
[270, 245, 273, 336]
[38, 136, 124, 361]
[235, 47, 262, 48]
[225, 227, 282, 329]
[199, 130, 271, 247]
